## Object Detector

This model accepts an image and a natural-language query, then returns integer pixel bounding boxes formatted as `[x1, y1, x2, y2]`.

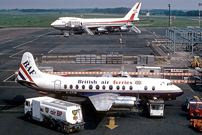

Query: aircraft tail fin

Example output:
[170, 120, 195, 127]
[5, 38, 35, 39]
[16, 52, 42, 87]
[124, 2, 141, 21]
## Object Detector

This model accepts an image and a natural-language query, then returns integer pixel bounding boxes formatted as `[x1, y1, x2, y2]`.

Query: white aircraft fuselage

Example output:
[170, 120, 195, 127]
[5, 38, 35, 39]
[51, 3, 141, 34]
[16, 52, 183, 111]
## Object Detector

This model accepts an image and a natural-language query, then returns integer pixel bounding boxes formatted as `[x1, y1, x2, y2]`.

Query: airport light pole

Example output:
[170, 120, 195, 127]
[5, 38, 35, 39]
[168, 4, 170, 27]
[199, 3, 202, 27]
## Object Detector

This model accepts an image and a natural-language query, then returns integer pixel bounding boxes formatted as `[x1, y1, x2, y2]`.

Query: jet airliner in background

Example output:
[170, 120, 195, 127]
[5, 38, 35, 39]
[16, 52, 183, 111]
[51, 3, 142, 35]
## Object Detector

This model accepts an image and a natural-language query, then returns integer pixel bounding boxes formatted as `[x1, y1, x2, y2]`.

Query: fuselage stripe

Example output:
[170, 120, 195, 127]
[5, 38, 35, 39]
[20, 64, 38, 87]
[18, 71, 26, 80]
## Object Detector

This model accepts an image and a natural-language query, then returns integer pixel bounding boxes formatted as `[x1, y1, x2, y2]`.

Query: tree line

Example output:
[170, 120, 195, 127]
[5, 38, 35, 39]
[1, 8, 201, 16]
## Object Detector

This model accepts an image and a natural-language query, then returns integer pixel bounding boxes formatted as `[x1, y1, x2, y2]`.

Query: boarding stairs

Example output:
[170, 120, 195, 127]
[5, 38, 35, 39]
[130, 25, 141, 33]
[82, 25, 94, 35]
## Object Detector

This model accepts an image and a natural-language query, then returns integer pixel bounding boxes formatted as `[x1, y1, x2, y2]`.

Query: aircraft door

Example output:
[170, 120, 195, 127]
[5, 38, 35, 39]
[54, 80, 61, 93]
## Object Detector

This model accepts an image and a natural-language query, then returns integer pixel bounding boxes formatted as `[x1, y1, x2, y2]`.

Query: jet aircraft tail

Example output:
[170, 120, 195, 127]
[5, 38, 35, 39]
[16, 52, 43, 88]
[124, 2, 141, 21]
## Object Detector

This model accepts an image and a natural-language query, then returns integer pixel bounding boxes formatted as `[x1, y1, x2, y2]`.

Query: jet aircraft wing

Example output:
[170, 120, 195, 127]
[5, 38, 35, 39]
[88, 93, 118, 111]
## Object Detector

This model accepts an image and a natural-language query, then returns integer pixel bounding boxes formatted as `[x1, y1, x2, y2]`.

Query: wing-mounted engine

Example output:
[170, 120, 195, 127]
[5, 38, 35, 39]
[96, 27, 107, 33]
[113, 96, 141, 107]
[119, 25, 129, 32]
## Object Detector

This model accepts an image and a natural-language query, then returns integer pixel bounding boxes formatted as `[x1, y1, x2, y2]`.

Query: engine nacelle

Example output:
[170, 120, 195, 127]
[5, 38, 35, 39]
[113, 96, 140, 107]
[96, 27, 107, 33]
[119, 26, 129, 32]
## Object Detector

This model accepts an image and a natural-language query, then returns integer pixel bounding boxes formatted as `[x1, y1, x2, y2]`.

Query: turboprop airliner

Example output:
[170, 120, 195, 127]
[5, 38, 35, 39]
[16, 52, 183, 111]
[51, 3, 142, 35]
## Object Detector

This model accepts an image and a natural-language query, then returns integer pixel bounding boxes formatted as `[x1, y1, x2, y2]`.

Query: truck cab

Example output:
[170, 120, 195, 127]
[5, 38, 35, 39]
[148, 100, 164, 117]
[189, 101, 202, 118]
[24, 99, 32, 117]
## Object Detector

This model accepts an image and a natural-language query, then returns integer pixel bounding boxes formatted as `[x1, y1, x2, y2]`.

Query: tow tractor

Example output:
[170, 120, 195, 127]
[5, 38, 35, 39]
[191, 56, 202, 68]
[147, 100, 164, 117]
[190, 119, 202, 131]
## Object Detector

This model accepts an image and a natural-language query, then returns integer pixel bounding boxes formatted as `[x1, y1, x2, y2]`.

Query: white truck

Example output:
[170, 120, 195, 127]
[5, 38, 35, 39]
[148, 100, 164, 117]
[24, 96, 85, 133]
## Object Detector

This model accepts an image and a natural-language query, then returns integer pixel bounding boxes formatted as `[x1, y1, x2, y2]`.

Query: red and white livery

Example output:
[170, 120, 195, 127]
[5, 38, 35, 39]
[51, 3, 142, 35]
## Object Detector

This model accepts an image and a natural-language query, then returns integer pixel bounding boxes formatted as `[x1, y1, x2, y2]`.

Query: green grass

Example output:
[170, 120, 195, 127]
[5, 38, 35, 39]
[136, 15, 199, 27]
[0, 11, 200, 28]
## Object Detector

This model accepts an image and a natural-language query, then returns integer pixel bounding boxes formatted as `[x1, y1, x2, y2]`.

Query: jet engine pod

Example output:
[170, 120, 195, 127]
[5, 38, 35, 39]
[119, 25, 129, 32]
[96, 27, 107, 33]
[113, 96, 139, 107]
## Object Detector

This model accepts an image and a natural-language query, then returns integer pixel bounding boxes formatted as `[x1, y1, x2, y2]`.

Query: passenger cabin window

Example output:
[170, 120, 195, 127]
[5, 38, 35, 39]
[129, 86, 133, 90]
[70, 85, 73, 89]
[102, 85, 106, 90]
[116, 86, 120, 90]
[89, 85, 93, 89]
[152, 86, 155, 90]
[144, 86, 147, 90]
[82, 85, 85, 89]
[96, 85, 100, 90]
[76, 85, 79, 89]
[122, 86, 125, 90]
[64, 84, 67, 89]
[109, 85, 113, 90]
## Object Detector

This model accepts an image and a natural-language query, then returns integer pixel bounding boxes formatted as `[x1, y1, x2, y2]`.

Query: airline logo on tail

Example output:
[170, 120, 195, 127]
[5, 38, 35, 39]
[125, 2, 141, 21]
[17, 58, 38, 87]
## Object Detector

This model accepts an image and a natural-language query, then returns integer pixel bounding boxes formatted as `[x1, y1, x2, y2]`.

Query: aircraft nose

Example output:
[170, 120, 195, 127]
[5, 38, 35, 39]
[177, 87, 184, 96]
[51, 22, 56, 28]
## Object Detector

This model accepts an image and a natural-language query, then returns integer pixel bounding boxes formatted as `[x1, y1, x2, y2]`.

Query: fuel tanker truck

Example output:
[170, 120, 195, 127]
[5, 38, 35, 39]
[24, 96, 85, 133]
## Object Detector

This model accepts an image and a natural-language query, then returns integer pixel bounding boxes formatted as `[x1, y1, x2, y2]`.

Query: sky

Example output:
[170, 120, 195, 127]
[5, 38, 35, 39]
[1, 0, 202, 10]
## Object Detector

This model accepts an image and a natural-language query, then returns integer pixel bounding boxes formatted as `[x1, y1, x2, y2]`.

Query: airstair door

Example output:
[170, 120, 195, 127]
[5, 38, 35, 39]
[54, 80, 61, 93]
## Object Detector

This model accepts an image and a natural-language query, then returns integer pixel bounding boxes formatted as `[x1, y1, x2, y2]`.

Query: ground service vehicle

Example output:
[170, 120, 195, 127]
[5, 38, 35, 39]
[148, 100, 164, 117]
[24, 96, 85, 133]
[191, 56, 202, 68]
[190, 119, 202, 131]
[189, 101, 202, 118]
[185, 96, 199, 110]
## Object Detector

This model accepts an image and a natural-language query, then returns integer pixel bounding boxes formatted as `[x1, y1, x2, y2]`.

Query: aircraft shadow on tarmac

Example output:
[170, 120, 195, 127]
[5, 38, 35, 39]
[81, 102, 105, 130]
[2, 95, 25, 111]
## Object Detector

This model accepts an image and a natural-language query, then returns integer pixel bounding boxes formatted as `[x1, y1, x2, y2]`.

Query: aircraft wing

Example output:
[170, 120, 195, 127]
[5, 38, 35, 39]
[88, 93, 118, 111]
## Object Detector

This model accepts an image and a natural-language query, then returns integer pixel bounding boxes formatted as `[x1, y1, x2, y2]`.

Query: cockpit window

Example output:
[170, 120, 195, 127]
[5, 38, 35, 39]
[167, 82, 172, 86]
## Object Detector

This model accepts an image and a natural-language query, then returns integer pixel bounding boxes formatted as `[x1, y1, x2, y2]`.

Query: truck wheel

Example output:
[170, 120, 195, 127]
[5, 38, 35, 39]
[49, 120, 56, 129]
[25, 113, 32, 121]
[43, 118, 49, 126]
[56, 124, 62, 132]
